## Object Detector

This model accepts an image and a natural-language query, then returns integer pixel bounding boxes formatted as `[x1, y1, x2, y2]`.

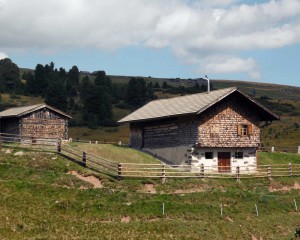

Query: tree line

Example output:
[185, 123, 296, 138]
[0, 58, 211, 128]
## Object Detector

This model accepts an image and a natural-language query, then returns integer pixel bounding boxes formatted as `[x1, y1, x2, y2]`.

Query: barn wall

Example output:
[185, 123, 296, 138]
[130, 123, 143, 149]
[198, 94, 260, 148]
[20, 108, 68, 139]
[133, 116, 198, 149]
[130, 116, 198, 164]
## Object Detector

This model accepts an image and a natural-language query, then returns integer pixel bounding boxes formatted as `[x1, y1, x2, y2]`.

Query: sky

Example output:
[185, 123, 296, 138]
[0, 0, 300, 87]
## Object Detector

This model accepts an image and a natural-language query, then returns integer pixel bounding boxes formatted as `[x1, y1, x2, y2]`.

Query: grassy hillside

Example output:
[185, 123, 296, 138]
[0, 147, 299, 239]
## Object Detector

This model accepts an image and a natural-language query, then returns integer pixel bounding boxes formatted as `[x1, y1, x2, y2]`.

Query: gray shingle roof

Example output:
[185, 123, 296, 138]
[118, 87, 279, 123]
[119, 87, 237, 123]
[0, 103, 72, 119]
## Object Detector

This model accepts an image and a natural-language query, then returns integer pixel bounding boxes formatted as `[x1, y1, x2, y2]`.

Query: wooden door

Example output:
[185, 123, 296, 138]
[218, 152, 231, 173]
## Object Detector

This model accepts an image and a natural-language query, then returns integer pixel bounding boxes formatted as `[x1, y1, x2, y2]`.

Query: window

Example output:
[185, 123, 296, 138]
[234, 152, 243, 159]
[237, 124, 253, 136]
[205, 152, 213, 159]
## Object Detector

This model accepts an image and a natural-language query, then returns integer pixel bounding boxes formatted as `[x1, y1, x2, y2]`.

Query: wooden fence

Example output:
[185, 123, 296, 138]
[0, 133, 58, 152]
[118, 162, 300, 182]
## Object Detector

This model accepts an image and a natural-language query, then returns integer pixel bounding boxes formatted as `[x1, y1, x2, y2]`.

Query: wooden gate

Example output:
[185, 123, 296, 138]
[218, 152, 231, 173]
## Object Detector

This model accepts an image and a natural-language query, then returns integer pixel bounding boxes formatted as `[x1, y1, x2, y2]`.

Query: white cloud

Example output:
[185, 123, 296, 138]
[200, 55, 260, 80]
[0, 52, 8, 60]
[0, 0, 300, 77]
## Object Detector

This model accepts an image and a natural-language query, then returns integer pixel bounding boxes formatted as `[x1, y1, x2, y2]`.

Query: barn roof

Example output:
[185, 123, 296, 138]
[118, 87, 279, 123]
[0, 103, 72, 119]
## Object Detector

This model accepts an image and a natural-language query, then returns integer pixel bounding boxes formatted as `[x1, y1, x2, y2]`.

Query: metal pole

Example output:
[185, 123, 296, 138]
[204, 75, 210, 93]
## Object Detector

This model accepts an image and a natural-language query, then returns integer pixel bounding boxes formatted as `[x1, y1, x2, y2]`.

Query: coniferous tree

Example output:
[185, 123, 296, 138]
[45, 80, 67, 111]
[32, 64, 48, 96]
[66, 66, 79, 97]
[0, 58, 21, 93]
[126, 77, 147, 107]
[82, 71, 114, 127]
[146, 81, 156, 101]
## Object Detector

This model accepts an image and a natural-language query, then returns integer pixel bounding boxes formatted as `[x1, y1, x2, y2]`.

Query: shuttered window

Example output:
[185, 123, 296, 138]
[237, 124, 253, 136]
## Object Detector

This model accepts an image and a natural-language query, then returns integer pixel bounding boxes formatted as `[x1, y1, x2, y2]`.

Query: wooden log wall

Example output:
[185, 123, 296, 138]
[20, 109, 68, 139]
[130, 116, 198, 149]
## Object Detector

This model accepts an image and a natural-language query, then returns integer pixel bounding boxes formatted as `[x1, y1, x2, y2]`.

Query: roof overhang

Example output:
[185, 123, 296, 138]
[0, 104, 72, 119]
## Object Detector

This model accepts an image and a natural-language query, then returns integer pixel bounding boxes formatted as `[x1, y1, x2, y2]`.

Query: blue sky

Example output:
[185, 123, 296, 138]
[0, 0, 300, 87]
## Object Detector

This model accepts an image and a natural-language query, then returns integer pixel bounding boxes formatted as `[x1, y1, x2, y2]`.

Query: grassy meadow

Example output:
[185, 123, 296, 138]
[0, 145, 300, 239]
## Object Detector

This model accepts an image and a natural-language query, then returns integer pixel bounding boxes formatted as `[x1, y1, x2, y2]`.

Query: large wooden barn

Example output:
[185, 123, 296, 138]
[119, 87, 279, 173]
[0, 104, 71, 139]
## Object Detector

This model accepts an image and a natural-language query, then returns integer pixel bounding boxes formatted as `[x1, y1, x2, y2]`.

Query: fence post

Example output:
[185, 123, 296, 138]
[82, 152, 87, 166]
[267, 165, 271, 179]
[57, 140, 61, 153]
[236, 166, 240, 181]
[0, 134, 2, 149]
[298, 146, 300, 154]
[271, 146, 274, 152]
[289, 163, 292, 177]
[118, 163, 122, 180]
[200, 163, 204, 178]
[161, 164, 166, 184]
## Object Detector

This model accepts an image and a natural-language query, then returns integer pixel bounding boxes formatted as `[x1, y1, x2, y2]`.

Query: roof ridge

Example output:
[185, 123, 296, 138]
[149, 87, 237, 104]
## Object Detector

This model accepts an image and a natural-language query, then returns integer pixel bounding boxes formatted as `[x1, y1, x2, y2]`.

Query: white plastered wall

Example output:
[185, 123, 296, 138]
[190, 147, 257, 174]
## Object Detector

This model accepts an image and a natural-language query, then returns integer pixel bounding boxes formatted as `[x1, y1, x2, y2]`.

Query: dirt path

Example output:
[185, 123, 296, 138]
[69, 171, 102, 188]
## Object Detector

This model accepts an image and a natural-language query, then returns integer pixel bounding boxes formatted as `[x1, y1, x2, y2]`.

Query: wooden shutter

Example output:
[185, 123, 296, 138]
[237, 124, 242, 136]
[248, 124, 253, 135]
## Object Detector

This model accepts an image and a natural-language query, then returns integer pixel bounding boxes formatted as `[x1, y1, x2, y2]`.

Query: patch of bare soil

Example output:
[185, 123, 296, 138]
[142, 184, 157, 194]
[121, 216, 131, 223]
[269, 182, 300, 192]
[69, 171, 102, 188]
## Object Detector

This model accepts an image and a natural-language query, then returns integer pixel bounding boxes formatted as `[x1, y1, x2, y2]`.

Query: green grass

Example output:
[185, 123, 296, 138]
[68, 124, 130, 143]
[68, 142, 161, 164]
[259, 151, 300, 165]
[0, 147, 299, 239]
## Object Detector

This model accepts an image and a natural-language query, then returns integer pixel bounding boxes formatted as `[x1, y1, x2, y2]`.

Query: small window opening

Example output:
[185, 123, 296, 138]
[205, 152, 213, 159]
[234, 152, 243, 159]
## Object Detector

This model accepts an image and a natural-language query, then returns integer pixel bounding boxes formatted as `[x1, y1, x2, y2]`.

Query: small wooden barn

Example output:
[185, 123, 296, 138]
[0, 103, 71, 139]
[118, 87, 279, 173]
